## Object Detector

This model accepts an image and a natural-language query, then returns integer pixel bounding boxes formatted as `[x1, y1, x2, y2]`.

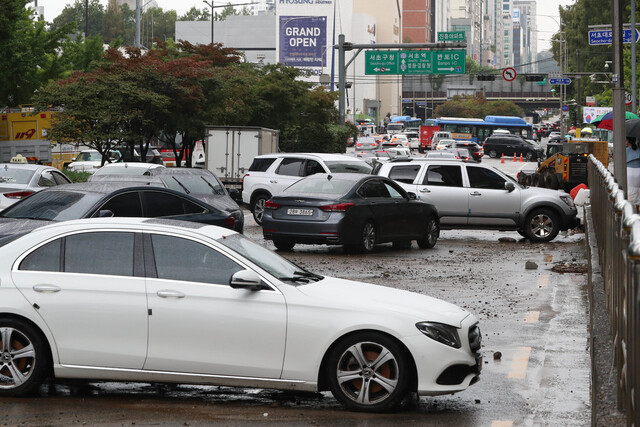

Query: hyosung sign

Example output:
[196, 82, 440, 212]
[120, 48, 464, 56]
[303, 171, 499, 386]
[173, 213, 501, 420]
[279, 16, 327, 67]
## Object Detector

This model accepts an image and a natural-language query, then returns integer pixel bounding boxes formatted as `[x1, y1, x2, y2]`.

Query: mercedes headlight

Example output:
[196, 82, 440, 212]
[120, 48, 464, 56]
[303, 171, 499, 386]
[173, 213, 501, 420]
[416, 322, 461, 348]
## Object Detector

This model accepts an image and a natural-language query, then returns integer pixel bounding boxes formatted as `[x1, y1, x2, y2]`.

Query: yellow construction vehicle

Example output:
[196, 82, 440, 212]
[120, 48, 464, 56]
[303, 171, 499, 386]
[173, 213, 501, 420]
[518, 139, 609, 191]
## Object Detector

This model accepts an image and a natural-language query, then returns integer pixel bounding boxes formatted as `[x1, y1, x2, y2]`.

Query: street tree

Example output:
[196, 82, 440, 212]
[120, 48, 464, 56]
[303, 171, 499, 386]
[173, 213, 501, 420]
[0, 0, 75, 106]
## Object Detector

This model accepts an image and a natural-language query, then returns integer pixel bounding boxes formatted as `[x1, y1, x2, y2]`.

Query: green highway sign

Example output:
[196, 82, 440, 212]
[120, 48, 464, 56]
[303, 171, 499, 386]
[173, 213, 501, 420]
[432, 50, 466, 74]
[365, 50, 466, 75]
[437, 31, 466, 42]
[364, 51, 399, 74]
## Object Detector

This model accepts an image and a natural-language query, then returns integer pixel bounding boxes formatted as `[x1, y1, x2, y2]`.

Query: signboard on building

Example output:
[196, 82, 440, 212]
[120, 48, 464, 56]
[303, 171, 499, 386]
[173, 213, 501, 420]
[437, 31, 465, 42]
[365, 50, 465, 75]
[583, 106, 612, 123]
[279, 16, 327, 67]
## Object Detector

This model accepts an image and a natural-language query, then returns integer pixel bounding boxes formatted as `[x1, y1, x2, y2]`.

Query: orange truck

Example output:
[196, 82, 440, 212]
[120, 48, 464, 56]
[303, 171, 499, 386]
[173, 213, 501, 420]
[0, 107, 80, 170]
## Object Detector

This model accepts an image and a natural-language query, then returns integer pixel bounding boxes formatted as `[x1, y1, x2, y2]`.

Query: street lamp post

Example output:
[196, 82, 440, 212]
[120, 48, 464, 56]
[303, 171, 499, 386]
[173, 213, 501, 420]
[202, 1, 256, 45]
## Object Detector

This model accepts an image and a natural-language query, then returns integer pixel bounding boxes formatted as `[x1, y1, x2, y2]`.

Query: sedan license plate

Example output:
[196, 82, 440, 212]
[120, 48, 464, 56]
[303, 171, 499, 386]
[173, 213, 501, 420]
[287, 208, 313, 216]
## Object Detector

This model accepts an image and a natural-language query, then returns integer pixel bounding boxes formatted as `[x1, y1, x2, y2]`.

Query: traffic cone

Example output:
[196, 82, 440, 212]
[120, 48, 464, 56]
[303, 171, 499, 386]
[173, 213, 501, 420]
[513, 153, 517, 162]
[519, 153, 523, 162]
[501, 153, 505, 163]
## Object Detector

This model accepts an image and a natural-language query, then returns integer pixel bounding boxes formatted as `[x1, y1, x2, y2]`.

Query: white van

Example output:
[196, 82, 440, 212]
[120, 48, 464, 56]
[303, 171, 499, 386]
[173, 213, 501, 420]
[431, 131, 453, 146]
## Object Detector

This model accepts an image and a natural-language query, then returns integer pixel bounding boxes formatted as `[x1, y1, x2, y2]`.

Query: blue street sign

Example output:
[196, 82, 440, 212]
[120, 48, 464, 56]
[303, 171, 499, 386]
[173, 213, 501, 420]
[589, 28, 640, 45]
[549, 78, 571, 85]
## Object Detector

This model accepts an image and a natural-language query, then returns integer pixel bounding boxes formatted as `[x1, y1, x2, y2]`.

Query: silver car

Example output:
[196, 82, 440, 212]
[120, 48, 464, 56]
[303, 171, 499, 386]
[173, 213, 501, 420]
[376, 159, 580, 242]
[0, 164, 71, 211]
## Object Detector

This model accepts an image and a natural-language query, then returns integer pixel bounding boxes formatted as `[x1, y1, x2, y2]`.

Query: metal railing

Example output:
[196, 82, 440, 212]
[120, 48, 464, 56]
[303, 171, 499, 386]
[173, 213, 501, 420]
[588, 154, 640, 425]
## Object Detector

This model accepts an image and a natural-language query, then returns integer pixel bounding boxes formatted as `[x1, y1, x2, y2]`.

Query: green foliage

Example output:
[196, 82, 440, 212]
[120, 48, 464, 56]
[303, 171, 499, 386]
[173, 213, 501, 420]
[434, 95, 522, 118]
[62, 169, 91, 183]
[178, 7, 211, 22]
[0, 0, 76, 106]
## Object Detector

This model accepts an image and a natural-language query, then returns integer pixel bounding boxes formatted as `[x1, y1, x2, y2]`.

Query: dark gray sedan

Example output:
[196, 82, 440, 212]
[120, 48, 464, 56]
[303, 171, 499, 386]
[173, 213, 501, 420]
[262, 173, 439, 252]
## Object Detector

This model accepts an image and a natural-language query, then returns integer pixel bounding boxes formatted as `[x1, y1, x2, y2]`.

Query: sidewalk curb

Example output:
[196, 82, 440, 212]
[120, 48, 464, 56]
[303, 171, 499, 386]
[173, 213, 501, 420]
[584, 205, 626, 426]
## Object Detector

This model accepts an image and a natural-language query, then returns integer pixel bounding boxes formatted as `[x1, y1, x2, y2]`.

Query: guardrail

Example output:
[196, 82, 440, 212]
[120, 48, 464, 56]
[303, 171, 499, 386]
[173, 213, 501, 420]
[588, 154, 640, 425]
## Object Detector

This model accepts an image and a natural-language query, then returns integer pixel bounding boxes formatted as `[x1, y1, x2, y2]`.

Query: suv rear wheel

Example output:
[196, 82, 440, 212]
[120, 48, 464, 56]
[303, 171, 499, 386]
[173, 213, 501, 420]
[251, 193, 271, 225]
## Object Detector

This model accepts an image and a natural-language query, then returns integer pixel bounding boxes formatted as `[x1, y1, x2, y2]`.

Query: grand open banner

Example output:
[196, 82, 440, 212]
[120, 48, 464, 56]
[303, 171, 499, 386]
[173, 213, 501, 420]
[279, 16, 327, 67]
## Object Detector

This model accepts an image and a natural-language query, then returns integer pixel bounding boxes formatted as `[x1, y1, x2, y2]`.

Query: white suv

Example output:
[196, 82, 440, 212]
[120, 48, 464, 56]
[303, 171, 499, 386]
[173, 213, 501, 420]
[241, 153, 372, 224]
[376, 159, 580, 242]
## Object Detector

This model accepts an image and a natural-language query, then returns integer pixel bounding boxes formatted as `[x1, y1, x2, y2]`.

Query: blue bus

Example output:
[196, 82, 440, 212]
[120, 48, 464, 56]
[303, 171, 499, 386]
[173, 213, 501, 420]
[424, 116, 533, 144]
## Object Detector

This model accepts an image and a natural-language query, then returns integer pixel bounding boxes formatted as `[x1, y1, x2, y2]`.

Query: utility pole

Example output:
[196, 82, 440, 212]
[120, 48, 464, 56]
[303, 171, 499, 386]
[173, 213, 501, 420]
[135, 0, 141, 48]
[612, 0, 626, 193]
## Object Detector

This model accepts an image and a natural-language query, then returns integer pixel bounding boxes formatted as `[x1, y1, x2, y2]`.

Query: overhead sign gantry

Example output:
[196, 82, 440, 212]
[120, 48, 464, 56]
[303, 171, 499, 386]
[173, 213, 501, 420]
[334, 34, 467, 125]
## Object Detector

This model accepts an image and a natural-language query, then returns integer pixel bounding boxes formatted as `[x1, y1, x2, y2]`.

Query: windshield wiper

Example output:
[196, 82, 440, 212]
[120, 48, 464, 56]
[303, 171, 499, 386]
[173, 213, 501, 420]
[279, 271, 324, 284]
[200, 176, 225, 195]
[294, 270, 324, 280]
[170, 176, 190, 194]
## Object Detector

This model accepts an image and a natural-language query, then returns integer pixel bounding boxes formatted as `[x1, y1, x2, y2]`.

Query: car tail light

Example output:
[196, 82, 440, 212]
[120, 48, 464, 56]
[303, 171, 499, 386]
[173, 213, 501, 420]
[264, 200, 280, 209]
[3, 191, 34, 199]
[224, 216, 236, 228]
[319, 202, 354, 212]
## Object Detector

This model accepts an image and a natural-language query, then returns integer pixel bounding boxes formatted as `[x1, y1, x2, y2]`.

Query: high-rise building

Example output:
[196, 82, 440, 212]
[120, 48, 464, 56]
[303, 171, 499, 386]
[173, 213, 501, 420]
[513, 1, 537, 72]
[402, 0, 432, 43]
[450, 0, 482, 62]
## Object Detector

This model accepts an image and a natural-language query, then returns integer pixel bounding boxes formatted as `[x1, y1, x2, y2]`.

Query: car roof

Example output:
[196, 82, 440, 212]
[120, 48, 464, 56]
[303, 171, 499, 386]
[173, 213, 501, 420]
[255, 153, 366, 161]
[150, 168, 217, 177]
[44, 181, 179, 195]
[97, 162, 164, 170]
[21, 217, 236, 241]
[0, 163, 56, 171]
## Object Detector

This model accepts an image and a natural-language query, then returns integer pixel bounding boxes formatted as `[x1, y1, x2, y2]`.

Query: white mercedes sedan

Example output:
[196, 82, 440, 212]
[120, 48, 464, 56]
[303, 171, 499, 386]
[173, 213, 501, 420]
[0, 218, 481, 412]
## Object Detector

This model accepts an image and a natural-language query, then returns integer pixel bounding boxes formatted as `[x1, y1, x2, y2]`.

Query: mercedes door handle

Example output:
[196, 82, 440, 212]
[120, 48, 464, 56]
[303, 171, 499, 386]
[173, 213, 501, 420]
[470, 191, 482, 196]
[156, 290, 186, 298]
[419, 188, 431, 193]
[33, 284, 61, 293]
[269, 180, 278, 183]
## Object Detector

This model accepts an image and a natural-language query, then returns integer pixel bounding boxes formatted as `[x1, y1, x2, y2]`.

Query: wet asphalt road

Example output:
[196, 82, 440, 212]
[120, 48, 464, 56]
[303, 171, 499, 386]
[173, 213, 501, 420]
[0, 156, 593, 426]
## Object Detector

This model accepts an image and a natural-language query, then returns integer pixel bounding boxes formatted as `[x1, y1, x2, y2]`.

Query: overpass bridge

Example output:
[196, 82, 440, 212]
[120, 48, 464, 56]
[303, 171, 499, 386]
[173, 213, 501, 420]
[401, 74, 562, 118]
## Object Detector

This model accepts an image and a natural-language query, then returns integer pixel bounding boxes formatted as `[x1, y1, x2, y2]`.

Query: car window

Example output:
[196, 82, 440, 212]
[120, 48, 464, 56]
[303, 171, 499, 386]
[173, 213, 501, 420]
[304, 160, 325, 176]
[276, 158, 304, 176]
[52, 171, 71, 185]
[151, 234, 243, 285]
[384, 182, 405, 199]
[357, 180, 390, 198]
[162, 175, 226, 196]
[19, 239, 62, 272]
[143, 191, 206, 217]
[423, 165, 463, 187]
[324, 161, 372, 174]
[467, 166, 507, 190]
[248, 158, 276, 172]
[37, 171, 57, 187]
[0, 167, 34, 184]
[65, 232, 135, 276]
[0, 190, 103, 220]
[284, 177, 353, 195]
[99, 192, 143, 217]
[388, 165, 421, 184]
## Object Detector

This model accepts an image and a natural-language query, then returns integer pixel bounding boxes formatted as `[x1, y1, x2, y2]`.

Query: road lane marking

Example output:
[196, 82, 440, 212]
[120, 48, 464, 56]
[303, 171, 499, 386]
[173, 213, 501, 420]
[525, 311, 540, 323]
[508, 346, 531, 379]
[492, 422, 513, 427]
[537, 274, 549, 288]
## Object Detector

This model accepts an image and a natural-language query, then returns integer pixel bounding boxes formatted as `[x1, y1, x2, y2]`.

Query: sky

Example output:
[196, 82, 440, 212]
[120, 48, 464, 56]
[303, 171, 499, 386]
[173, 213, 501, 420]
[38, 0, 575, 53]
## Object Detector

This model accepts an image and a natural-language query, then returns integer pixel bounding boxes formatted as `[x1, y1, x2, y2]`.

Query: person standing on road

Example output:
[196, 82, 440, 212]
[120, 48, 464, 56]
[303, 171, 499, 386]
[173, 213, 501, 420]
[627, 136, 640, 211]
